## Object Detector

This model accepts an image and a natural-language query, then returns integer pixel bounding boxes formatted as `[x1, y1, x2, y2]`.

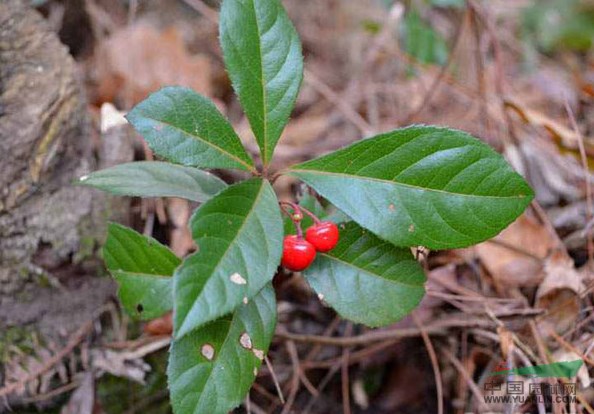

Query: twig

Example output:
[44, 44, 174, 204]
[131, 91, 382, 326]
[426, 290, 525, 303]
[280, 341, 300, 414]
[303, 362, 341, 414]
[20, 380, 80, 404]
[246, 401, 268, 414]
[564, 99, 594, 267]
[341, 3, 404, 121]
[0, 321, 93, 398]
[277, 317, 493, 346]
[471, 329, 547, 414]
[245, 396, 252, 414]
[251, 382, 282, 406]
[443, 349, 489, 412]
[467, 0, 518, 147]
[412, 312, 443, 414]
[265, 355, 285, 405]
[528, 321, 564, 414]
[302, 339, 396, 370]
[304, 316, 341, 362]
[471, 4, 491, 138]
[118, 336, 171, 360]
[304, 69, 374, 136]
[341, 323, 353, 414]
[577, 393, 594, 414]
[403, 6, 470, 123]
[127, 0, 138, 24]
[530, 200, 569, 255]
[548, 329, 594, 367]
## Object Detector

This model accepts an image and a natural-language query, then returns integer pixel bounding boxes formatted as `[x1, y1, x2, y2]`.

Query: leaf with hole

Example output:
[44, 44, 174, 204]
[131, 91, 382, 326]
[104, 223, 180, 320]
[168, 284, 276, 414]
[79, 161, 227, 202]
[174, 178, 282, 338]
[305, 222, 426, 327]
[220, 0, 303, 165]
[288, 126, 534, 250]
[126, 86, 256, 172]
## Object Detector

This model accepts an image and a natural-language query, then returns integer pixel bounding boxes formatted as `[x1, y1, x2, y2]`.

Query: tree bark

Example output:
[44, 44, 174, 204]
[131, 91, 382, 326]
[0, 0, 115, 357]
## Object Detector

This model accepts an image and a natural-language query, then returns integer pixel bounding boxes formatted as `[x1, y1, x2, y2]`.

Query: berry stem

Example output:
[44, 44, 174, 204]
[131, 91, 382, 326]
[279, 202, 304, 238]
[280, 201, 322, 225]
[294, 221, 304, 238]
[299, 205, 322, 225]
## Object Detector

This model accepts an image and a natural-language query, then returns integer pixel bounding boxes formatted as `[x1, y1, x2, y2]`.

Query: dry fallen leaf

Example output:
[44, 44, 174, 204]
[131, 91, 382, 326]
[420, 264, 459, 315]
[510, 140, 584, 205]
[536, 250, 583, 336]
[475, 213, 555, 289]
[505, 98, 594, 157]
[94, 21, 212, 106]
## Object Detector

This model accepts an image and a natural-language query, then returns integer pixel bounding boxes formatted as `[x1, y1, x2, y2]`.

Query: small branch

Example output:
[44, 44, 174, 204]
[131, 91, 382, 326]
[403, 6, 470, 124]
[0, 321, 93, 398]
[341, 323, 353, 414]
[412, 312, 443, 414]
[443, 349, 490, 412]
[304, 69, 374, 136]
[276, 317, 494, 347]
[548, 328, 594, 367]
[265, 355, 285, 405]
[564, 99, 594, 268]
[280, 341, 299, 414]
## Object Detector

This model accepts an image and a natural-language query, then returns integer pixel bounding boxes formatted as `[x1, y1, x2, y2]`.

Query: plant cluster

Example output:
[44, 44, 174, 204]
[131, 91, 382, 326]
[80, 0, 534, 412]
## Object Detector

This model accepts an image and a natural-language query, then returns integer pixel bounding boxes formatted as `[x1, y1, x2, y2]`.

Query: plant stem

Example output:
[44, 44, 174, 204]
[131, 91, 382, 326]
[280, 201, 321, 225]
[279, 202, 304, 238]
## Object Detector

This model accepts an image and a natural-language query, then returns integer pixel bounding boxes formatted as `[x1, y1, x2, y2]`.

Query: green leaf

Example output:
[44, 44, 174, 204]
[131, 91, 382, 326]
[288, 125, 534, 250]
[112, 271, 173, 320]
[304, 222, 425, 327]
[220, 0, 303, 165]
[126, 87, 256, 173]
[168, 285, 276, 414]
[104, 223, 180, 320]
[79, 161, 227, 202]
[174, 178, 282, 338]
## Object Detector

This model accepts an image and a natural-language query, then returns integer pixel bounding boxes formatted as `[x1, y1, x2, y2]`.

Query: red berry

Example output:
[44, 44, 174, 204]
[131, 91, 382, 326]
[305, 222, 339, 252]
[281, 235, 316, 271]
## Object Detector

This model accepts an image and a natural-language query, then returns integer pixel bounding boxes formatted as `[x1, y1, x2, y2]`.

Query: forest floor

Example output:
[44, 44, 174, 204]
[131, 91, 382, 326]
[4, 0, 594, 413]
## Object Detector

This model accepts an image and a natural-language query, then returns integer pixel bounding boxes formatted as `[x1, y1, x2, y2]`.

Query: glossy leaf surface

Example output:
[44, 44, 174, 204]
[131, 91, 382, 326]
[126, 87, 256, 172]
[168, 285, 276, 414]
[305, 222, 426, 327]
[289, 126, 533, 249]
[80, 161, 227, 202]
[174, 178, 282, 338]
[220, 0, 303, 165]
[104, 223, 180, 320]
